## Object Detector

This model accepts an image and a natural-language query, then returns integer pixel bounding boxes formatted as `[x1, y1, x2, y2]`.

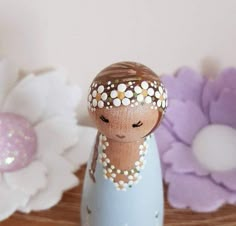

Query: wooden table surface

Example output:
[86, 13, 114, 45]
[1, 165, 236, 226]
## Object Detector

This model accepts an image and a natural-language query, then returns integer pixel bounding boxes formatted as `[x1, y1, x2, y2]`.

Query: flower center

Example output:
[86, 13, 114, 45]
[159, 95, 164, 101]
[142, 90, 148, 97]
[192, 125, 236, 172]
[0, 113, 37, 172]
[117, 91, 125, 100]
[96, 93, 101, 101]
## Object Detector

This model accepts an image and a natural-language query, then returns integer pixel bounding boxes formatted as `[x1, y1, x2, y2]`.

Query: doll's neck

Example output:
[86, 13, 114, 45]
[100, 134, 150, 160]
[99, 134, 150, 184]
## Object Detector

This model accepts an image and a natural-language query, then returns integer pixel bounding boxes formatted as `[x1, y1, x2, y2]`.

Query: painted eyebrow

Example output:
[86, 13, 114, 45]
[132, 121, 143, 128]
[100, 115, 109, 123]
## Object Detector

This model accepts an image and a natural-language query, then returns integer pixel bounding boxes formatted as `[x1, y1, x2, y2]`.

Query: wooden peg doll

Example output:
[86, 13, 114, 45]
[81, 62, 168, 226]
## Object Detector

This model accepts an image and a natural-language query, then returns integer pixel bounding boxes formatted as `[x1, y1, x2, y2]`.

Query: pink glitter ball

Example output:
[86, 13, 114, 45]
[0, 113, 37, 172]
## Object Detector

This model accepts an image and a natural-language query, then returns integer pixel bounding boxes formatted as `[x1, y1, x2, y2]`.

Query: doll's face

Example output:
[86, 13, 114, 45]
[89, 104, 160, 142]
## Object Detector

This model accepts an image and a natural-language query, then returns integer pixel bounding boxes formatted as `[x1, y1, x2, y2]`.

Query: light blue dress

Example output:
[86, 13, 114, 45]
[81, 134, 163, 226]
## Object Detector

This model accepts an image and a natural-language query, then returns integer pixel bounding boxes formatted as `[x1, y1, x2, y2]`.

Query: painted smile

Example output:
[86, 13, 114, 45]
[116, 134, 126, 139]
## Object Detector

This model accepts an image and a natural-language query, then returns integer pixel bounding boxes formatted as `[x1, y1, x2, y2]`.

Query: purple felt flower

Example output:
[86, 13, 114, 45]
[155, 67, 236, 212]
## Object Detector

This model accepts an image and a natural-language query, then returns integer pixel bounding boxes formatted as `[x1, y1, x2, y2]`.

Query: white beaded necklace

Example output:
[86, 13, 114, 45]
[98, 134, 151, 191]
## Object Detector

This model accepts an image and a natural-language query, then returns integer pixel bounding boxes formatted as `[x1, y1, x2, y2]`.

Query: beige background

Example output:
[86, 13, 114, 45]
[0, 0, 235, 121]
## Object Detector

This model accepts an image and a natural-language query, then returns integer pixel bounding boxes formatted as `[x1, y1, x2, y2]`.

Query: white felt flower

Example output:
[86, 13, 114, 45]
[110, 83, 133, 107]
[0, 60, 97, 220]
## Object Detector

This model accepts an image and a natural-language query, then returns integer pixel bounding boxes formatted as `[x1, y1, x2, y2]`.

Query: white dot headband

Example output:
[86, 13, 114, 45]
[88, 79, 168, 112]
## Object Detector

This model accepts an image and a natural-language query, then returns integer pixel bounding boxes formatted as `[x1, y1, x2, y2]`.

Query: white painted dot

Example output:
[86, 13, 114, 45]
[137, 94, 144, 102]
[111, 90, 118, 98]
[118, 83, 127, 92]
[163, 92, 168, 99]
[88, 94, 92, 101]
[148, 88, 154, 96]
[101, 93, 108, 101]
[155, 91, 161, 98]
[193, 125, 236, 172]
[145, 96, 152, 104]
[158, 86, 163, 94]
[125, 90, 133, 98]
[92, 90, 97, 97]
[141, 81, 149, 89]
[157, 100, 162, 107]
[166, 99, 168, 107]
[98, 85, 104, 93]
[98, 100, 104, 108]
[113, 98, 121, 107]
[122, 98, 130, 106]
[162, 100, 166, 108]
[92, 99, 97, 107]
[134, 86, 142, 94]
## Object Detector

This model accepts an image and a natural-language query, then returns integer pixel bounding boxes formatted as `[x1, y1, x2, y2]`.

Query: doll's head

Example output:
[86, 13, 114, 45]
[88, 62, 168, 142]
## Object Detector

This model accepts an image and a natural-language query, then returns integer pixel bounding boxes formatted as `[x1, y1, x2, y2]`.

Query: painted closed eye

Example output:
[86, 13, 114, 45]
[100, 115, 109, 123]
[132, 121, 143, 128]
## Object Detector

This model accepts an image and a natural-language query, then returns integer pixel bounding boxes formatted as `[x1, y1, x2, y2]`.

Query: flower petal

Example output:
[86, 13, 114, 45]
[125, 90, 133, 98]
[101, 93, 108, 101]
[122, 98, 130, 106]
[117, 83, 126, 92]
[162, 67, 204, 105]
[39, 70, 81, 119]
[98, 100, 104, 108]
[141, 81, 148, 89]
[20, 153, 78, 212]
[202, 68, 236, 114]
[2, 74, 50, 124]
[134, 86, 142, 94]
[148, 88, 154, 96]
[0, 59, 19, 108]
[209, 89, 236, 128]
[35, 117, 79, 156]
[155, 124, 177, 176]
[0, 181, 28, 221]
[92, 99, 97, 107]
[111, 90, 118, 98]
[97, 85, 104, 93]
[145, 96, 152, 104]
[4, 161, 47, 196]
[155, 124, 177, 155]
[113, 98, 121, 107]
[137, 94, 144, 102]
[92, 90, 97, 97]
[165, 100, 209, 145]
[211, 170, 236, 191]
[63, 125, 97, 172]
[166, 170, 232, 212]
[163, 142, 208, 175]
